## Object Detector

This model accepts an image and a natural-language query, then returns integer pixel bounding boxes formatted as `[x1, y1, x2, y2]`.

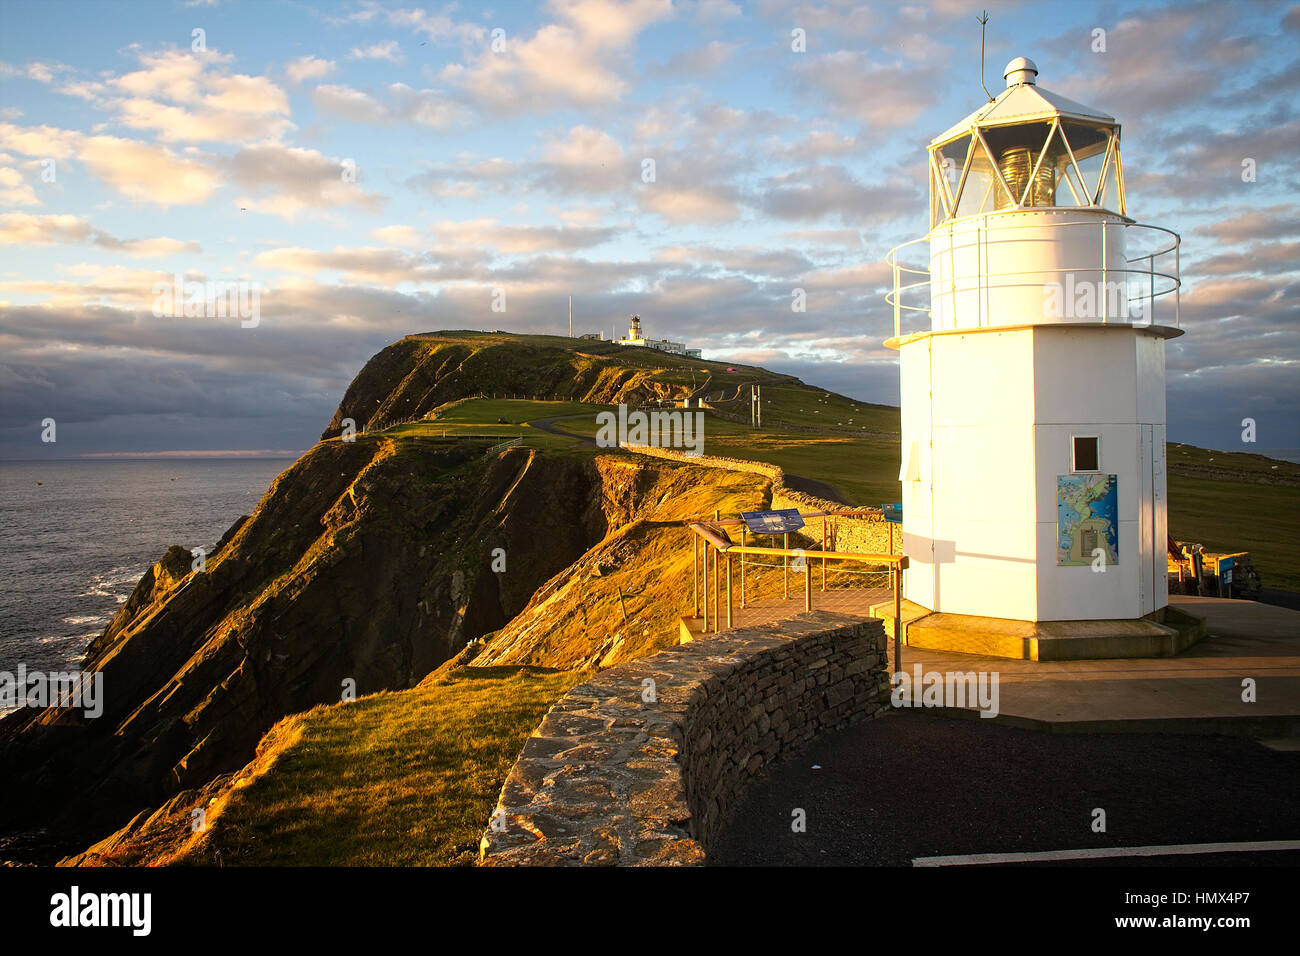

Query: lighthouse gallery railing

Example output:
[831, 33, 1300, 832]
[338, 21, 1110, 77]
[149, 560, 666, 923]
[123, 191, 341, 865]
[886, 217, 1182, 340]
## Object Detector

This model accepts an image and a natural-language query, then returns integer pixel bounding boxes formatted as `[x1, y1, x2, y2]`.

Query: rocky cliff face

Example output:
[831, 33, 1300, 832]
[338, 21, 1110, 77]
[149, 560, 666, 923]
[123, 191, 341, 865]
[0, 332, 788, 856]
[0, 428, 679, 844]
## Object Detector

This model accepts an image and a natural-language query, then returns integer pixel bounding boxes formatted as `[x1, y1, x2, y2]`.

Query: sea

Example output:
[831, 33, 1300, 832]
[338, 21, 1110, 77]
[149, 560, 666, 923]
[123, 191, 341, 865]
[0, 458, 294, 714]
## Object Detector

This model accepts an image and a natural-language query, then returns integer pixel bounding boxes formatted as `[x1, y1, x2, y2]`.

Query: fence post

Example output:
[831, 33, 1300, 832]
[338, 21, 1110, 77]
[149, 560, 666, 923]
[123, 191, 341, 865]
[693, 534, 699, 619]
[893, 563, 903, 676]
[726, 553, 733, 629]
[740, 526, 747, 608]
[783, 532, 789, 600]
[712, 546, 719, 633]
[702, 540, 709, 628]
[821, 517, 827, 591]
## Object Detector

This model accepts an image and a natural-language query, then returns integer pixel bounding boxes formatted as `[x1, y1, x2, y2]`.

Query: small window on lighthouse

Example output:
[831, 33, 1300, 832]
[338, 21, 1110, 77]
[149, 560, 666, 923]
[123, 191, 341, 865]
[1072, 436, 1100, 472]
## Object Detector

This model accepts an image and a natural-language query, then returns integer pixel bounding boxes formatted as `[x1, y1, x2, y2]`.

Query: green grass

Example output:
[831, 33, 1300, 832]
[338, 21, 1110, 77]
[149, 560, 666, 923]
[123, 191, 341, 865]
[1169, 475, 1300, 592]
[558, 410, 900, 506]
[380, 398, 614, 452]
[722, 384, 900, 435]
[178, 666, 581, 866]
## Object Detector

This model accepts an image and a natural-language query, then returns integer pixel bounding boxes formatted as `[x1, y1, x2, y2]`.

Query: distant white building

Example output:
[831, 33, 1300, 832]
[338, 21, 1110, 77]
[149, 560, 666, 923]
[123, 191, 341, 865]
[616, 314, 700, 358]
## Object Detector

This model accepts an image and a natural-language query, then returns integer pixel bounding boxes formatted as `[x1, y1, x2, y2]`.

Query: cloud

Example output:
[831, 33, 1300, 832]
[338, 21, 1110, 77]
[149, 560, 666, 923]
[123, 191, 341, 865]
[0, 166, 40, 206]
[649, 39, 740, 76]
[1194, 206, 1300, 244]
[228, 143, 386, 218]
[431, 219, 619, 253]
[252, 246, 446, 283]
[380, 4, 486, 44]
[313, 83, 460, 129]
[0, 60, 69, 84]
[792, 52, 940, 131]
[0, 212, 200, 257]
[439, 0, 672, 110]
[758, 164, 918, 226]
[313, 84, 384, 122]
[286, 55, 335, 84]
[371, 224, 424, 247]
[348, 41, 405, 64]
[49, 48, 293, 144]
[639, 185, 741, 224]
[79, 134, 221, 205]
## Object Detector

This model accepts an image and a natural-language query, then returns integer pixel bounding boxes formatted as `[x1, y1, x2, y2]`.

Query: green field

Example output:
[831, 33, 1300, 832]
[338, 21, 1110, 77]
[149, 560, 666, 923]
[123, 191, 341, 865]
[1169, 474, 1300, 592]
[380, 398, 615, 452]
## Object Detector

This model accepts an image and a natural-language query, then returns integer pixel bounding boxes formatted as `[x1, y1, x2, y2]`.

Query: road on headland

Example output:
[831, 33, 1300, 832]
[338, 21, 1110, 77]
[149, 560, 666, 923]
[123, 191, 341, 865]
[710, 710, 1300, 866]
[529, 414, 597, 446]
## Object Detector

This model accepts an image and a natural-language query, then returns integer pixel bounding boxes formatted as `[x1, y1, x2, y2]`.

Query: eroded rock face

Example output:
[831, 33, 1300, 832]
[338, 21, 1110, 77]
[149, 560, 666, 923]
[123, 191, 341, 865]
[0, 438, 637, 843]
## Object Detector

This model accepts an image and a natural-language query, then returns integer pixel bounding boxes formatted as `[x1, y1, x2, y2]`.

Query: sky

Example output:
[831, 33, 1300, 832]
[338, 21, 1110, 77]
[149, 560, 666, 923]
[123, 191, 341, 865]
[0, 0, 1296, 460]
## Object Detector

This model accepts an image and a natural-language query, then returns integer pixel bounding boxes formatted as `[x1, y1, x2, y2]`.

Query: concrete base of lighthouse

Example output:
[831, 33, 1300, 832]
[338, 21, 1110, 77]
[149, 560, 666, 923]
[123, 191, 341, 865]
[869, 600, 1206, 661]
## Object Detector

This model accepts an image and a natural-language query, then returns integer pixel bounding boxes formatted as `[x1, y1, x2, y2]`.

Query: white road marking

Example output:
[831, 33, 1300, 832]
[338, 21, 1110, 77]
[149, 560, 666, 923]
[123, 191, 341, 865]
[912, 839, 1300, 866]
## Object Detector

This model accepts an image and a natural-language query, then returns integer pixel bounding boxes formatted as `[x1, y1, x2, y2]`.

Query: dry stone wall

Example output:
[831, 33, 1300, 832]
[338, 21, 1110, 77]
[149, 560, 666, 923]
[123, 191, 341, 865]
[478, 612, 889, 865]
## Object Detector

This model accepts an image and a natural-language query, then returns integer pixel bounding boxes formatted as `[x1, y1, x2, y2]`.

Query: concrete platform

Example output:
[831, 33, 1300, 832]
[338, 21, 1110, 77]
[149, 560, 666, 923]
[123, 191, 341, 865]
[684, 590, 1300, 735]
[868, 599, 1205, 661]
[889, 596, 1300, 736]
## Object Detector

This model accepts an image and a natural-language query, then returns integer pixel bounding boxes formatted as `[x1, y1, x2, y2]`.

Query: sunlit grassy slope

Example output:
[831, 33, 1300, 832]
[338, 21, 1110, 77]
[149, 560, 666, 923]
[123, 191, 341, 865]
[104, 667, 582, 867]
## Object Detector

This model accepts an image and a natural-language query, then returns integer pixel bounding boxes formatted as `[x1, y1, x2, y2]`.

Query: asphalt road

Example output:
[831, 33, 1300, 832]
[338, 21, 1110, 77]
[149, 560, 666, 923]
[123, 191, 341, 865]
[710, 710, 1300, 866]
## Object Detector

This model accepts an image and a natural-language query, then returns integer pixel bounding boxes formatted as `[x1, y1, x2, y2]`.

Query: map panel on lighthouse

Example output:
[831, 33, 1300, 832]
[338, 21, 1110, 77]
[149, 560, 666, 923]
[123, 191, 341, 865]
[1057, 474, 1119, 566]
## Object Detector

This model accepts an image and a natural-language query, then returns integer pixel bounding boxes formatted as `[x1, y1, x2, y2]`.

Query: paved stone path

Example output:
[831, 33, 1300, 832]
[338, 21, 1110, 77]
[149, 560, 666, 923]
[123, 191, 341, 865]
[681, 586, 889, 636]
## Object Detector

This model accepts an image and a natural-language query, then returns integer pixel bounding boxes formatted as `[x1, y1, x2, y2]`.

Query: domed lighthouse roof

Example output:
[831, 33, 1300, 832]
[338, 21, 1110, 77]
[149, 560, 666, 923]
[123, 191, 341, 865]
[931, 57, 1116, 147]
[925, 57, 1127, 225]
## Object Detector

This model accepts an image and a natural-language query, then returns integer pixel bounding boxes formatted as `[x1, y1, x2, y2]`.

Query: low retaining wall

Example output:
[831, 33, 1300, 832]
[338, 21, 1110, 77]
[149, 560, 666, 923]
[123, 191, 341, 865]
[478, 612, 889, 865]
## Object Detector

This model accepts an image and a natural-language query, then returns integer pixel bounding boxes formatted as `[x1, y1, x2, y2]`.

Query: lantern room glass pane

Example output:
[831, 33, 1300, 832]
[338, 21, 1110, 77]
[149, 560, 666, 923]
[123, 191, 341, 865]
[932, 136, 968, 213]
[981, 122, 1053, 208]
[1060, 123, 1113, 206]
[1097, 145, 1124, 214]
[1061, 122, 1110, 163]
[955, 138, 999, 217]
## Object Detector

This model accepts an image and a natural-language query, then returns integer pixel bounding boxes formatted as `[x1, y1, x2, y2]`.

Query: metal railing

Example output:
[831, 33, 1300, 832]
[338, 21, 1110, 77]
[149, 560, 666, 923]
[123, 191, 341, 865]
[485, 436, 525, 455]
[687, 510, 910, 674]
[885, 216, 1182, 340]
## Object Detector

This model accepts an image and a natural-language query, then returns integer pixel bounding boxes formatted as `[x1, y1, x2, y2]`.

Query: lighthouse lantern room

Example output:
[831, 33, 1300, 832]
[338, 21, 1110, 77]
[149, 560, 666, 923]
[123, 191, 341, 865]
[886, 57, 1183, 625]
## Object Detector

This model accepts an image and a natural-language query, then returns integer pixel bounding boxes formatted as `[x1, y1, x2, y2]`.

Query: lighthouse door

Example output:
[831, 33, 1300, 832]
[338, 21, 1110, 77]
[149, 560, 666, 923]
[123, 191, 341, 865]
[1138, 425, 1155, 615]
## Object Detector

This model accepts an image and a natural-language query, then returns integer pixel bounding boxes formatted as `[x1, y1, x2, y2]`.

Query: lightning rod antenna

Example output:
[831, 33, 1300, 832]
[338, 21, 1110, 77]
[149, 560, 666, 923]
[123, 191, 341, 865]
[978, 10, 994, 102]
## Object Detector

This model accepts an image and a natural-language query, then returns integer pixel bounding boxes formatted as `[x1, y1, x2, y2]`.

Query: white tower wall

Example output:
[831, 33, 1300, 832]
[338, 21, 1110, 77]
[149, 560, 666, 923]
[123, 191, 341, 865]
[899, 323, 1171, 622]
[929, 211, 1131, 331]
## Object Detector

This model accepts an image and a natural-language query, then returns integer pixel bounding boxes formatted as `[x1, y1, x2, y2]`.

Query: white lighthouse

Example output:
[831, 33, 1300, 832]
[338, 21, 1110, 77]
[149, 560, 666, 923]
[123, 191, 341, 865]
[886, 57, 1183, 633]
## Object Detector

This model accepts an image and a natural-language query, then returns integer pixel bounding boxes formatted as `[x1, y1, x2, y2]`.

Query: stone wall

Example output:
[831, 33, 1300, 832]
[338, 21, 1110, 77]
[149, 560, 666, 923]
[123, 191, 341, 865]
[478, 612, 889, 865]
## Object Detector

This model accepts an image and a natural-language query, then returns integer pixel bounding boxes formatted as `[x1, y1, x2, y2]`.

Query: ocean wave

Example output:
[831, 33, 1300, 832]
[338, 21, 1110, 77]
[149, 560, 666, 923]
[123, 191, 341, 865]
[78, 566, 144, 598]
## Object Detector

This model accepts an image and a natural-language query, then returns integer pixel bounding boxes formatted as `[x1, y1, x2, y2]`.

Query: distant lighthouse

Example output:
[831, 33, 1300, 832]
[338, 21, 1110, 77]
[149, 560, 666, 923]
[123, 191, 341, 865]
[886, 57, 1183, 630]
